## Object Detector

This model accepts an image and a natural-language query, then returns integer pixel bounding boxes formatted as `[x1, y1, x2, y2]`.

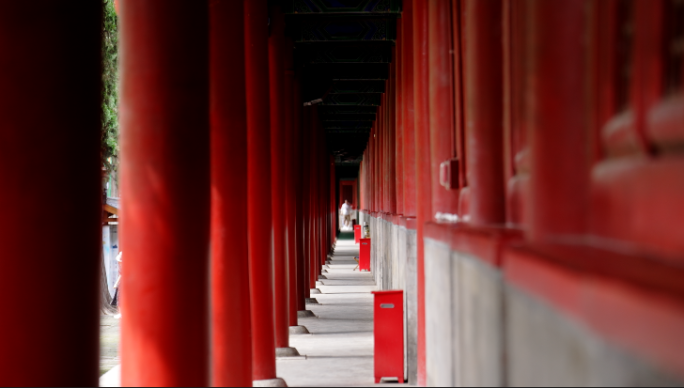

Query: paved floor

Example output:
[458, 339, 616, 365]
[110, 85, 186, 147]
[277, 236, 381, 387]
[100, 234, 386, 387]
[100, 315, 121, 377]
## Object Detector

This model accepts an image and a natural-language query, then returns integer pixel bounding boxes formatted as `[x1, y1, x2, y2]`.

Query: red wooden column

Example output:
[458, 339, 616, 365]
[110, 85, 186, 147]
[328, 158, 332, 242]
[308, 108, 318, 287]
[402, 0, 417, 219]
[284, 39, 299, 328]
[413, 0, 431, 384]
[526, 0, 588, 241]
[245, 1, 283, 384]
[383, 93, 390, 212]
[389, 58, 398, 214]
[268, 6, 296, 357]
[464, 0, 506, 225]
[428, 0, 460, 216]
[380, 114, 383, 214]
[210, 1, 252, 386]
[0, 3, 101, 386]
[376, 122, 380, 214]
[120, 1, 210, 386]
[296, 80, 310, 313]
[395, 41, 405, 215]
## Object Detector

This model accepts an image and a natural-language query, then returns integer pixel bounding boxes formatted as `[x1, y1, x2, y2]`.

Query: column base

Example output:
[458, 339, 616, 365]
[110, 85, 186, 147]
[253, 378, 288, 387]
[297, 310, 316, 318]
[276, 347, 306, 360]
[289, 325, 310, 334]
[310, 288, 322, 295]
[306, 298, 319, 304]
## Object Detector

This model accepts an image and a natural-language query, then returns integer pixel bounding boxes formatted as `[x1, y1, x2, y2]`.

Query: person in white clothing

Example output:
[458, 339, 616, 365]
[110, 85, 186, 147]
[340, 200, 352, 227]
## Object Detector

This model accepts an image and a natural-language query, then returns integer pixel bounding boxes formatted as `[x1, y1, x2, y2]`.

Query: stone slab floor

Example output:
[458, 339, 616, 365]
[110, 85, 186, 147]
[100, 235, 398, 387]
[100, 314, 121, 377]
[277, 236, 383, 387]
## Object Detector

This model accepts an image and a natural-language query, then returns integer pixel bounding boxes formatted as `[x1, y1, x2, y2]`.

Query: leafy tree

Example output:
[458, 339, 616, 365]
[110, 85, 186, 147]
[102, 0, 118, 174]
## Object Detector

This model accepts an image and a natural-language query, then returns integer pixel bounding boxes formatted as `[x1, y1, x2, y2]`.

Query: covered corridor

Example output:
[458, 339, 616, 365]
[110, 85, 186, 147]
[1, 0, 683, 387]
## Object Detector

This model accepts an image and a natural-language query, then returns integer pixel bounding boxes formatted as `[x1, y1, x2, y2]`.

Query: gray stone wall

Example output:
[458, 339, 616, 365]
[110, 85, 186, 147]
[405, 228, 418, 385]
[506, 286, 681, 387]
[424, 238, 457, 386]
[365, 214, 419, 384]
[419, 236, 682, 387]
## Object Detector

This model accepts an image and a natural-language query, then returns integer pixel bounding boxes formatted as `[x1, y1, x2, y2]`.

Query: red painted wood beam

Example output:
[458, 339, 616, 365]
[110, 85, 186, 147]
[120, 0, 211, 385]
[269, 6, 291, 351]
[526, 0, 589, 241]
[395, 41, 405, 215]
[464, 0, 506, 225]
[210, 1, 252, 385]
[294, 73, 308, 312]
[428, 0, 460, 216]
[413, 0, 431, 383]
[0, 3, 101, 386]
[245, 0, 278, 382]
[389, 62, 398, 215]
[284, 38, 299, 327]
[308, 108, 318, 287]
[402, 0, 417, 219]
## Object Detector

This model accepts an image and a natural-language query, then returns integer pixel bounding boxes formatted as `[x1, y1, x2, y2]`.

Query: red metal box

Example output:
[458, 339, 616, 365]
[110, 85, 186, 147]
[354, 224, 361, 244]
[372, 290, 404, 384]
[359, 238, 371, 271]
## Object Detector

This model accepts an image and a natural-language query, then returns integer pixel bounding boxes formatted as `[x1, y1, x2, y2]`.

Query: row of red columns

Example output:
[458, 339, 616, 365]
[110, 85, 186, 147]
[118, 0, 330, 386]
[0, 0, 520, 386]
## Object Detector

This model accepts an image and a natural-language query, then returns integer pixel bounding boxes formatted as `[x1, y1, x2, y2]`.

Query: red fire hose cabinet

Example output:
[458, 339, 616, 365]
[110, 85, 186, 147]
[372, 290, 404, 384]
[354, 224, 361, 244]
[359, 238, 371, 271]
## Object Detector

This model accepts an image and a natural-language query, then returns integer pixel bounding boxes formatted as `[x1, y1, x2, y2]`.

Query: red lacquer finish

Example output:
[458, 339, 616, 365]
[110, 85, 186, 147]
[294, 75, 308, 312]
[402, 0, 417, 219]
[413, 0, 431, 383]
[428, 0, 459, 216]
[269, 6, 290, 351]
[395, 37, 405, 216]
[0, 3, 101, 386]
[526, 0, 589, 242]
[120, 1, 211, 386]
[210, 1, 253, 385]
[284, 38, 299, 327]
[360, 239, 372, 271]
[245, 0, 277, 381]
[464, 0, 506, 226]
[373, 290, 405, 384]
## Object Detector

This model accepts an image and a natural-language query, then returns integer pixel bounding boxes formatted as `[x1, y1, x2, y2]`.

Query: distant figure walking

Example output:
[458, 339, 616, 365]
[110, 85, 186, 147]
[341, 200, 353, 228]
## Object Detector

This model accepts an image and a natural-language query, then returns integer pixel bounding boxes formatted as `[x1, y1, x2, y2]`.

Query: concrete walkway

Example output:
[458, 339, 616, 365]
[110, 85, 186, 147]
[100, 235, 383, 387]
[277, 236, 379, 387]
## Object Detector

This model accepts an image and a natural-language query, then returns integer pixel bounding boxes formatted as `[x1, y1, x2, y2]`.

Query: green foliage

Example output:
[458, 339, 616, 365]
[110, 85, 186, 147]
[102, 0, 119, 173]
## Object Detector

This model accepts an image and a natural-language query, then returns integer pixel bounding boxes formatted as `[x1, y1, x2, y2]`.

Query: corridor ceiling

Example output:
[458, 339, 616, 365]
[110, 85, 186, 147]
[283, 0, 402, 164]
